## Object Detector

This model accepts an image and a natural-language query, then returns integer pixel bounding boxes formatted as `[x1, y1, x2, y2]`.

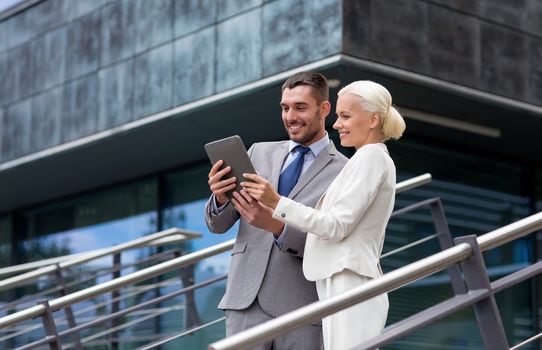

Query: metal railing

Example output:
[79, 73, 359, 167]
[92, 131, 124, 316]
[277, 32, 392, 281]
[0, 173, 433, 349]
[0, 240, 233, 329]
[0, 228, 203, 348]
[208, 211, 542, 350]
[0, 227, 201, 291]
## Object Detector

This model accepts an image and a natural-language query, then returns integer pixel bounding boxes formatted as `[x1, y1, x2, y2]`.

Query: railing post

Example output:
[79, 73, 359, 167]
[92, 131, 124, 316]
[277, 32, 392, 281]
[5, 288, 16, 349]
[37, 300, 62, 350]
[454, 235, 509, 350]
[176, 251, 200, 328]
[54, 264, 83, 350]
[153, 247, 164, 350]
[430, 199, 467, 295]
[109, 252, 121, 350]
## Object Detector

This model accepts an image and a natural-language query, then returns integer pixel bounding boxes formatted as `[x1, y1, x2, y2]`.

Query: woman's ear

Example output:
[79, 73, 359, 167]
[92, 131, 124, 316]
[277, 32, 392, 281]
[369, 112, 380, 129]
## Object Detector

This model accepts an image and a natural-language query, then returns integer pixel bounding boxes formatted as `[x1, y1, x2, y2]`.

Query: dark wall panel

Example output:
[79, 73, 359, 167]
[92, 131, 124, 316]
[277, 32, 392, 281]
[173, 27, 215, 105]
[31, 86, 62, 152]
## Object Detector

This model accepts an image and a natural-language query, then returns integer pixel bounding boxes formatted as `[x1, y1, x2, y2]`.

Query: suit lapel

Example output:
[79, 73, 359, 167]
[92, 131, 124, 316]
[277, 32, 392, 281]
[288, 142, 336, 199]
[270, 142, 289, 188]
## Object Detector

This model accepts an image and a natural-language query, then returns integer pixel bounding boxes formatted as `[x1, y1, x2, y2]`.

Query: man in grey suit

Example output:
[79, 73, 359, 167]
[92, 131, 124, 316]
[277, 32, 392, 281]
[205, 71, 347, 349]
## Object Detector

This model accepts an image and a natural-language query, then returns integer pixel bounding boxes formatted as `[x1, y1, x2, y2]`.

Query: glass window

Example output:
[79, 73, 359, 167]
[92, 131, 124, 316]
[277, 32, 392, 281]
[20, 179, 158, 265]
[536, 169, 542, 340]
[0, 0, 25, 14]
[0, 215, 11, 268]
[5, 180, 159, 347]
[161, 164, 235, 349]
[384, 138, 533, 348]
[536, 169, 542, 256]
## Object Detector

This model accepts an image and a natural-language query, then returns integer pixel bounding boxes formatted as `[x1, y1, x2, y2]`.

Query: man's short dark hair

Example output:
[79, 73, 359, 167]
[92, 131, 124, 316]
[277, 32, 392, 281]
[282, 71, 329, 103]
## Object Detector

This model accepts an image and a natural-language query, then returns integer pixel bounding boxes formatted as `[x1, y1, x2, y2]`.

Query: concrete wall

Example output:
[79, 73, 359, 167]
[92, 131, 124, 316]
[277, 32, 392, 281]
[1, 0, 541, 164]
[343, 0, 542, 106]
[0, 0, 341, 163]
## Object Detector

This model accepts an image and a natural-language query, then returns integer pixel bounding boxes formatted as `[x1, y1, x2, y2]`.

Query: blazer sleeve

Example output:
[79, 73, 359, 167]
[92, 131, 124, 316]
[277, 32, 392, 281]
[277, 225, 308, 257]
[204, 198, 240, 234]
[272, 146, 388, 242]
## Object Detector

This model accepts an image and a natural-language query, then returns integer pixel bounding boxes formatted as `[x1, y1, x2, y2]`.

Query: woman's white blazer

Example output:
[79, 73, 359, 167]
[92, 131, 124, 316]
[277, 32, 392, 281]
[273, 143, 396, 281]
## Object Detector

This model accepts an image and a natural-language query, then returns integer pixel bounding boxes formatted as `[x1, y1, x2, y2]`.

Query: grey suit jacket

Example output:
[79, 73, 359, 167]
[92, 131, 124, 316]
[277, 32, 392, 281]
[205, 140, 348, 318]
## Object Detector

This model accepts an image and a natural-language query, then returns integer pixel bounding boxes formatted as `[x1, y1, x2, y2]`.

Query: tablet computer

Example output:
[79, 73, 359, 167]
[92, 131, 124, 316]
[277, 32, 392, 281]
[204, 135, 256, 198]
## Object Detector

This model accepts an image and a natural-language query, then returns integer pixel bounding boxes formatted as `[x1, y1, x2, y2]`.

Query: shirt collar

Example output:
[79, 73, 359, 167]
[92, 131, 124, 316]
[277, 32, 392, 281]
[287, 132, 330, 157]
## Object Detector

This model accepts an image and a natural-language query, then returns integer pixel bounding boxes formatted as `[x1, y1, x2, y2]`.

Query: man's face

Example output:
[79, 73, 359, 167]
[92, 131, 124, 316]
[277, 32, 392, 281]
[280, 86, 327, 146]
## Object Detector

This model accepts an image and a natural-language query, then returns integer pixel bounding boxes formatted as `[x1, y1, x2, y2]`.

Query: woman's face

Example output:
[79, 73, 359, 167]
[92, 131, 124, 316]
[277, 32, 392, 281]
[333, 93, 377, 150]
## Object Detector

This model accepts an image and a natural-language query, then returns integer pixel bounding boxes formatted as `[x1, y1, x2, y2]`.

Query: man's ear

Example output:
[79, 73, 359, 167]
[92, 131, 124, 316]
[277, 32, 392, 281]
[320, 101, 331, 119]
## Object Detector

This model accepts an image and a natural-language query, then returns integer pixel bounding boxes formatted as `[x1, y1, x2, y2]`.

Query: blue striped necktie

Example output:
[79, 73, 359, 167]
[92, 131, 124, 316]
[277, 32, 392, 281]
[278, 146, 311, 196]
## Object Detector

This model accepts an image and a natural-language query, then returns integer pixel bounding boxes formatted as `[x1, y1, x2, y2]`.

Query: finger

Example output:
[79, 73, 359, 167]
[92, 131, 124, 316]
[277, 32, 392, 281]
[208, 165, 231, 184]
[210, 175, 236, 189]
[240, 181, 255, 189]
[231, 197, 248, 215]
[211, 182, 236, 195]
[233, 191, 254, 209]
[210, 179, 236, 191]
[217, 176, 236, 187]
[231, 197, 242, 212]
[243, 187, 261, 200]
[242, 173, 264, 183]
[208, 167, 232, 187]
[209, 160, 224, 177]
[215, 165, 232, 179]
[239, 189, 255, 205]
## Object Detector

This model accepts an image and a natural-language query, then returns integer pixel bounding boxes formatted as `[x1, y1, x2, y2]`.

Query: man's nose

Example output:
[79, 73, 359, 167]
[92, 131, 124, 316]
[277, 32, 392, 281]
[285, 109, 297, 121]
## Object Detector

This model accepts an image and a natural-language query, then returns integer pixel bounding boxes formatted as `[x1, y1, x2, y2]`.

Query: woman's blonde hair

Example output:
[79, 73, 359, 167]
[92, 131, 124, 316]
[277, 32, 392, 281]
[338, 80, 405, 141]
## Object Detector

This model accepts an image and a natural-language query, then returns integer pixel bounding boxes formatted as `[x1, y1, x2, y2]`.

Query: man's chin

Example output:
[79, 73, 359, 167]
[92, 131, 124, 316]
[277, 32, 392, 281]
[288, 133, 305, 143]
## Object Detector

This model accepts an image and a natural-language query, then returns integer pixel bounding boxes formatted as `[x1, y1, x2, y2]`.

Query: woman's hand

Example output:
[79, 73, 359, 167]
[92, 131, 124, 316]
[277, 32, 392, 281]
[241, 173, 282, 209]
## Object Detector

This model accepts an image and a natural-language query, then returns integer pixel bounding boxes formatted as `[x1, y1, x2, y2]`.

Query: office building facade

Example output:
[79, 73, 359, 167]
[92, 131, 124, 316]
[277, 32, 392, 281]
[0, 0, 541, 348]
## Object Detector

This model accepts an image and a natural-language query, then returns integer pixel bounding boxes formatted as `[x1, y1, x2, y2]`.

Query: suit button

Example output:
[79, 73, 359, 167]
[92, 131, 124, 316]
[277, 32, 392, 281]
[281, 213, 286, 218]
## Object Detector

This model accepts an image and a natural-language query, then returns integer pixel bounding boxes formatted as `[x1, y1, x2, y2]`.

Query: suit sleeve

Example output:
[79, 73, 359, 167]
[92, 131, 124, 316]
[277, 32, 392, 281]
[276, 225, 309, 257]
[272, 147, 387, 242]
[204, 198, 240, 234]
[204, 144, 256, 234]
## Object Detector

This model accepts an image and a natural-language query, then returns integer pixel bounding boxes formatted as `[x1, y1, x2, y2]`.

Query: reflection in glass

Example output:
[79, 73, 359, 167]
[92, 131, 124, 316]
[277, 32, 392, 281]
[161, 165, 236, 349]
[536, 169, 542, 340]
[0, 215, 11, 268]
[384, 139, 533, 349]
[11, 180, 159, 348]
[21, 180, 158, 264]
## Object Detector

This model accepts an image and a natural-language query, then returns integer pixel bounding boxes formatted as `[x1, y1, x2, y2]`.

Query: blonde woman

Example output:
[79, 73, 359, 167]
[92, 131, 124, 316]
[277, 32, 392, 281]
[239, 80, 406, 349]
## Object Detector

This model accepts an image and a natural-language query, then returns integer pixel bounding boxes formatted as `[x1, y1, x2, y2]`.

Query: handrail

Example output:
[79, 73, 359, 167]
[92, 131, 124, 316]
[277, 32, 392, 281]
[208, 211, 542, 350]
[0, 173, 433, 334]
[0, 232, 193, 277]
[395, 173, 431, 194]
[0, 253, 89, 277]
[0, 248, 183, 315]
[0, 227, 201, 291]
[0, 239, 235, 328]
[477, 212, 542, 252]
